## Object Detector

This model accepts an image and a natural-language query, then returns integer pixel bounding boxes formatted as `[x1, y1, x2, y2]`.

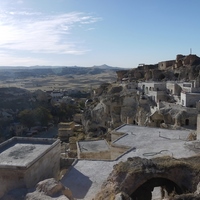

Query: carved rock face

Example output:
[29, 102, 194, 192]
[94, 156, 200, 200]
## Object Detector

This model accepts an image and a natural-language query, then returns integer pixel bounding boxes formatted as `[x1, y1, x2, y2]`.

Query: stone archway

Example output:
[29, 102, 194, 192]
[94, 156, 200, 200]
[130, 177, 183, 200]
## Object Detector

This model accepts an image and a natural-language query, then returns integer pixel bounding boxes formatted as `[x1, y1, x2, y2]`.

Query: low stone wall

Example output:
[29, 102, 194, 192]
[111, 130, 126, 142]
[110, 143, 131, 160]
[78, 150, 110, 160]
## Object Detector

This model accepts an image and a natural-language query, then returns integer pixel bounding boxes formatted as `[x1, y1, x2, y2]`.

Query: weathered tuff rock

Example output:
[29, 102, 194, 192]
[94, 156, 200, 200]
[82, 83, 144, 132]
[26, 178, 73, 200]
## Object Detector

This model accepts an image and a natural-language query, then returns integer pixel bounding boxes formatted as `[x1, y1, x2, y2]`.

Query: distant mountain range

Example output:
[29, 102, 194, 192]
[0, 64, 126, 80]
[0, 64, 122, 70]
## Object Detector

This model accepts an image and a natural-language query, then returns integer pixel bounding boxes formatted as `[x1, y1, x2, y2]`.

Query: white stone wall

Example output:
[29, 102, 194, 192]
[181, 92, 187, 106]
[138, 82, 166, 95]
[181, 92, 200, 107]
[166, 82, 182, 95]
[148, 91, 166, 102]
[0, 140, 61, 198]
[0, 169, 26, 198]
[24, 141, 61, 188]
[166, 82, 175, 94]
[158, 60, 175, 70]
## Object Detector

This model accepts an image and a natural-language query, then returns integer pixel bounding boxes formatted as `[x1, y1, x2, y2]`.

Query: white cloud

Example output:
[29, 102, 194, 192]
[86, 28, 95, 31]
[0, 51, 48, 66]
[8, 11, 41, 16]
[0, 11, 101, 55]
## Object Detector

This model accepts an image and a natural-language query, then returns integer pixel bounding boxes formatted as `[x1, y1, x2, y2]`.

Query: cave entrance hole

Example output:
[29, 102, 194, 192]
[130, 177, 183, 200]
[185, 119, 189, 126]
[160, 120, 164, 124]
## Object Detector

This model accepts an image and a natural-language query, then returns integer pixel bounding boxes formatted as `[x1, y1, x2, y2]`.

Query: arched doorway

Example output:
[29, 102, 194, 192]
[131, 178, 183, 200]
[185, 119, 189, 126]
[133, 120, 138, 125]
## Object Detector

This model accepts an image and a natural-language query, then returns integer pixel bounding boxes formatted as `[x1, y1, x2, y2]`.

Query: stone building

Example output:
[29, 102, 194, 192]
[58, 122, 75, 141]
[166, 82, 182, 96]
[138, 82, 167, 102]
[0, 137, 60, 198]
[139, 80, 200, 107]
[138, 82, 166, 94]
[181, 91, 200, 107]
[158, 60, 175, 70]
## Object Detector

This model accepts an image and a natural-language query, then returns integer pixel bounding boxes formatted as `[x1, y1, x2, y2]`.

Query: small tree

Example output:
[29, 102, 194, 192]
[34, 107, 53, 126]
[18, 109, 36, 130]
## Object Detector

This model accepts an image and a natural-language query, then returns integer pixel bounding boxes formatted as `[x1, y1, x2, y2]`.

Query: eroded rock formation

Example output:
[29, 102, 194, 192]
[116, 54, 200, 82]
[94, 156, 200, 200]
[82, 82, 150, 133]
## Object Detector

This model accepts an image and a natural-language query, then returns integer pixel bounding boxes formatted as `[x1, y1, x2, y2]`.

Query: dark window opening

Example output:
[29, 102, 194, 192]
[185, 119, 189, 126]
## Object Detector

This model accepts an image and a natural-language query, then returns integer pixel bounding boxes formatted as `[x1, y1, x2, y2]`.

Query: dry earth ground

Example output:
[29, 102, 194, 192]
[0, 72, 117, 91]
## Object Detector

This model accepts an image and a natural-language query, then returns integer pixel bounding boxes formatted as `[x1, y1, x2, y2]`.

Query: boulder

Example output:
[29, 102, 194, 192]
[26, 178, 73, 200]
[36, 178, 65, 196]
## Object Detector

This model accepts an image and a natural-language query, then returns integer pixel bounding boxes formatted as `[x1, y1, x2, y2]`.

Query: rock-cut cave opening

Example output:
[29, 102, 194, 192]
[130, 177, 183, 200]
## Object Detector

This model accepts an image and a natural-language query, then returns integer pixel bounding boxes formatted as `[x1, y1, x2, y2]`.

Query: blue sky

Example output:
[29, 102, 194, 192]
[0, 0, 200, 68]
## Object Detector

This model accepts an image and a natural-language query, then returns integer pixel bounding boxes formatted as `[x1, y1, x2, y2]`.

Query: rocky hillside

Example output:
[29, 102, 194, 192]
[82, 54, 200, 137]
[116, 54, 200, 82]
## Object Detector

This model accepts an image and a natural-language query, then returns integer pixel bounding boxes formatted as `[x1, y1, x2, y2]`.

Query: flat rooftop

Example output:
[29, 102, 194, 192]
[78, 140, 110, 152]
[61, 125, 200, 200]
[113, 125, 193, 158]
[0, 137, 59, 169]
